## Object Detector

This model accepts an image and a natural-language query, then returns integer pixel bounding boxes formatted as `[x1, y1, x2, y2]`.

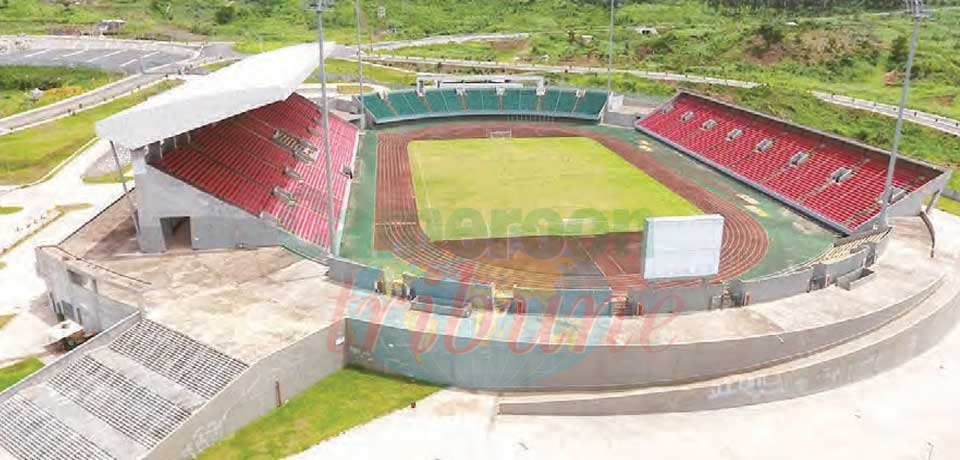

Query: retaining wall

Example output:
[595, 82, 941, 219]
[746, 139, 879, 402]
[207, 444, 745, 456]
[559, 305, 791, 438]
[145, 320, 345, 460]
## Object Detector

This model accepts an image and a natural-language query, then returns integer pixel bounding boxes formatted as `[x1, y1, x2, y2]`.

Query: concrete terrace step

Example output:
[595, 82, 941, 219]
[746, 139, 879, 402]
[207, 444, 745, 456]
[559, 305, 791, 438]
[499, 271, 960, 416]
[48, 355, 193, 449]
[89, 348, 206, 412]
[19, 385, 146, 459]
[108, 319, 249, 399]
[0, 395, 115, 460]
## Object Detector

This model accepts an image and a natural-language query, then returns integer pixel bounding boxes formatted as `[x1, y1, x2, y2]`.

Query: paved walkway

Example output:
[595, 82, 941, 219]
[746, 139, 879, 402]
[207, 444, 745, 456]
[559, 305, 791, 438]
[0, 140, 131, 312]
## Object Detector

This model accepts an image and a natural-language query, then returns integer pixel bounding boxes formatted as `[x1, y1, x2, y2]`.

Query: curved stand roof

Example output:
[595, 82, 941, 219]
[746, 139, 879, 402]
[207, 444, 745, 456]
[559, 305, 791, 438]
[96, 42, 332, 149]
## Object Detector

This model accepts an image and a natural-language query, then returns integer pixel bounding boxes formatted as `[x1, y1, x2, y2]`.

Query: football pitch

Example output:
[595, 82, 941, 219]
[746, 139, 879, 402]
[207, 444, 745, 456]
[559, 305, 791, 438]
[407, 136, 700, 241]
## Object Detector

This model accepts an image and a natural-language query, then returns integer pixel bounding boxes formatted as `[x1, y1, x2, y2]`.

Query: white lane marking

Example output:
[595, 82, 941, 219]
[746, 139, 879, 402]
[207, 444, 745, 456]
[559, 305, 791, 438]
[61, 49, 88, 58]
[85, 49, 123, 63]
[140, 51, 160, 59]
[119, 59, 138, 68]
[22, 49, 52, 58]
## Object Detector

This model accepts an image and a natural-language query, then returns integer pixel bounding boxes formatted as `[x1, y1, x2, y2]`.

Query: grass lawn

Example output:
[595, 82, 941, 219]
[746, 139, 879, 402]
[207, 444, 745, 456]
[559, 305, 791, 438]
[200, 59, 241, 72]
[83, 164, 133, 184]
[197, 367, 440, 460]
[0, 80, 180, 186]
[0, 66, 121, 118]
[935, 195, 960, 217]
[0, 206, 23, 215]
[0, 314, 13, 329]
[408, 137, 700, 241]
[336, 84, 376, 95]
[0, 358, 43, 392]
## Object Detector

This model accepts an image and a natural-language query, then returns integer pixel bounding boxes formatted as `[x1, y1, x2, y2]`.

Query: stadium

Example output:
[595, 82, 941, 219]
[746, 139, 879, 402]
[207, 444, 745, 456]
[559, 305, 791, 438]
[1, 41, 958, 460]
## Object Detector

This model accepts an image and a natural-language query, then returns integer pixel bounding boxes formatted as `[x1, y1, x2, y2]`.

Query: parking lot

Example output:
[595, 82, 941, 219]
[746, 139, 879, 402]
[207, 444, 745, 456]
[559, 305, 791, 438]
[0, 47, 185, 73]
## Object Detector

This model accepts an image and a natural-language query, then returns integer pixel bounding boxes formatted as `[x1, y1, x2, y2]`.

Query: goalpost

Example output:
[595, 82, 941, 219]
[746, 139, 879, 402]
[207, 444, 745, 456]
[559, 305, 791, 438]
[487, 129, 513, 140]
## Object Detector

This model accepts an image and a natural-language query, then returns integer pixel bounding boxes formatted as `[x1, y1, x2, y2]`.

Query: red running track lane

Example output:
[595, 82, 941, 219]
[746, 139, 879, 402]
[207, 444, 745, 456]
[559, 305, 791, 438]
[374, 122, 769, 294]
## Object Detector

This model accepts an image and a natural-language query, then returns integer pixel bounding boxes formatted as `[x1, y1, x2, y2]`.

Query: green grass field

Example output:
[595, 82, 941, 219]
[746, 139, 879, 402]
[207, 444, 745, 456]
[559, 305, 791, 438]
[197, 367, 439, 460]
[0, 80, 180, 185]
[0, 358, 43, 392]
[407, 137, 700, 241]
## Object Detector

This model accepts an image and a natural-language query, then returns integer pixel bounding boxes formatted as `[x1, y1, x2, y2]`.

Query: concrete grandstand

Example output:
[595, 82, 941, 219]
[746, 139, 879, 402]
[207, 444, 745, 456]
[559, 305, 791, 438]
[0, 42, 957, 460]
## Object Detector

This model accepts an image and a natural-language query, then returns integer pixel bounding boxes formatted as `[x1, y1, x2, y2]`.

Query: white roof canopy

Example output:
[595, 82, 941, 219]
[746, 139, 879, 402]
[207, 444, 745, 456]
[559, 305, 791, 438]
[96, 42, 332, 149]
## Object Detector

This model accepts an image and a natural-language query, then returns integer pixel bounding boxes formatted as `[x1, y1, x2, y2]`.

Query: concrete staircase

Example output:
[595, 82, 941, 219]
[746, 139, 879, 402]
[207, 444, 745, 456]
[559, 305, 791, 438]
[0, 320, 249, 460]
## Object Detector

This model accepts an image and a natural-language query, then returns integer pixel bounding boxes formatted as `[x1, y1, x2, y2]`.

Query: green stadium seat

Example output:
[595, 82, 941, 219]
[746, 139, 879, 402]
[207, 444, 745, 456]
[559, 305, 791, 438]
[442, 89, 465, 112]
[481, 89, 499, 111]
[387, 92, 417, 116]
[403, 91, 429, 115]
[465, 89, 485, 111]
[425, 89, 449, 113]
[574, 90, 608, 118]
[501, 88, 521, 112]
[361, 94, 396, 121]
[540, 89, 561, 113]
[365, 86, 604, 123]
[556, 91, 577, 113]
[518, 88, 539, 112]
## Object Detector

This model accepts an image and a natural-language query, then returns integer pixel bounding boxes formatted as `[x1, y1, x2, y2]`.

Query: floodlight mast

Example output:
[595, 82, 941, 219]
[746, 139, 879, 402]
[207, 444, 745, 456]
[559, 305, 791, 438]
[880, 0, 926, 227]
[355, 0, 366, 131]
[607, 0, 615, 97]
[311, 0, 338, 256]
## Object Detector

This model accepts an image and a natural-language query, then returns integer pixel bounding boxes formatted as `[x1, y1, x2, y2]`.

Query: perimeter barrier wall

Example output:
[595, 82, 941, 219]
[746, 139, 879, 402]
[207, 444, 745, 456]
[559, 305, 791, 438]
[320, 229, 887, 317]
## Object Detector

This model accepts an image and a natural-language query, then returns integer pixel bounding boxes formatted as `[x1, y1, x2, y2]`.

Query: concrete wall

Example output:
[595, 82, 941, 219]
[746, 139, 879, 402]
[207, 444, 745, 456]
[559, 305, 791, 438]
[627, 283, 724, 314]
[134, 162, 284, 253]
[327, 256, 384, 291]
[403, 274, 494, 308]
[602, 109, 640, 128]
[858, 169, 954, 231]
[502, 271, 960, 415]
[145, 320, 345, 460]
[815, 248, 869, 286]
[512, 287, 614, 317]
[35, 248, 140, 333]
[345, 274, 942, 390]
[730, 268, 814, 306]
[0, 313, 141, 404]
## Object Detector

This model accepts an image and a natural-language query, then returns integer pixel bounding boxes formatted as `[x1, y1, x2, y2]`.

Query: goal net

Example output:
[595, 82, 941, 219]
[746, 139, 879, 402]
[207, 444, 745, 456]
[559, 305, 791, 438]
[488, 130, 513, 139]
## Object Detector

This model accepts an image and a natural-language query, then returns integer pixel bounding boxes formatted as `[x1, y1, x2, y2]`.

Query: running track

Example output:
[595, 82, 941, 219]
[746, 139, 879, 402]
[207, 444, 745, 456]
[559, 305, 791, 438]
[375, 123, 768, 293]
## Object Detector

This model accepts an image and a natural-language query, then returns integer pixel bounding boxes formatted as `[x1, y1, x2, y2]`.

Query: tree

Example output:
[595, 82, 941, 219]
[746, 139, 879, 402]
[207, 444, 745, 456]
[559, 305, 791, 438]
[888, 34, 909, 71]
[215, 4, 237, 25]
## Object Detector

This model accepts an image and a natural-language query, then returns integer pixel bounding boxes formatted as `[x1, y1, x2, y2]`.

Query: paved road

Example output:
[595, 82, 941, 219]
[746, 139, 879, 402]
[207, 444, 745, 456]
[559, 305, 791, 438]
[359, 52, 758, 88]
[0, 73, 166, 134]
[813, 91, 960, 138]
[0, 37, 238, 134]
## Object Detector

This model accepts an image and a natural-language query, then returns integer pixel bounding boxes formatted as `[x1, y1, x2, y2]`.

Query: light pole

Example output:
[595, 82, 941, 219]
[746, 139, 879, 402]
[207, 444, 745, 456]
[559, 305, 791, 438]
[607, 0, 615, 96]
[880, 0, 926, 226]
[355, 0, 366, 131]
[312, 0, 338, 256]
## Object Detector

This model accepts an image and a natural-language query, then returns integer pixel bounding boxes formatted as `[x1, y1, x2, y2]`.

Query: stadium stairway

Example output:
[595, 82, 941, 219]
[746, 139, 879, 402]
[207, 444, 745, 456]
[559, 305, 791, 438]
[498, 218, 960, 415]
[0, 319, 249, 460]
